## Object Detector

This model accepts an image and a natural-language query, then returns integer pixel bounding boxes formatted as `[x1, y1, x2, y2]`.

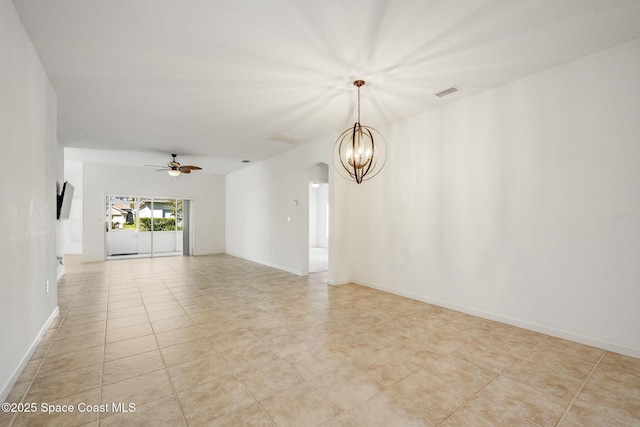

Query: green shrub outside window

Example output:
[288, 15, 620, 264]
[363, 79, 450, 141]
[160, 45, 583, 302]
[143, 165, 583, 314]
[139, 217, 183, 231]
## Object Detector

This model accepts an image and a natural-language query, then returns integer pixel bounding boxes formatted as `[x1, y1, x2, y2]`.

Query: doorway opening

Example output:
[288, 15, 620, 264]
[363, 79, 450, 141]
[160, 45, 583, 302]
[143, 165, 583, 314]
[105, 195, 192, 259]
[308, 163, 329, 273]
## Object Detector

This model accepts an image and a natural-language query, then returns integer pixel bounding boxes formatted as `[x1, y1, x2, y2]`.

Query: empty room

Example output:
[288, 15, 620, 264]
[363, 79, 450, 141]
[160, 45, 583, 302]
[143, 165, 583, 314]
[1, 0, 639, 426]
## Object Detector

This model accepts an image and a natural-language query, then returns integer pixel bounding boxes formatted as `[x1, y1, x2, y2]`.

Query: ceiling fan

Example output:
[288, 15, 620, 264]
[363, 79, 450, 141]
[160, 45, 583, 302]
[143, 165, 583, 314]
[145, 154, 202, 177]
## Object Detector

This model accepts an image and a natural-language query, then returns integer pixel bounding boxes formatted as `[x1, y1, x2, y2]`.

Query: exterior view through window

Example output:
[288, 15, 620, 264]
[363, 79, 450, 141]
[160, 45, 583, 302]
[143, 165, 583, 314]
[105, 195, 189, 259]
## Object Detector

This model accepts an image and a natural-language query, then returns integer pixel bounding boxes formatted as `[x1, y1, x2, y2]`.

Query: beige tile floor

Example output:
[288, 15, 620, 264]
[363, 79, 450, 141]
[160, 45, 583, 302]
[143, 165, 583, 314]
[2, 254, 639, 426]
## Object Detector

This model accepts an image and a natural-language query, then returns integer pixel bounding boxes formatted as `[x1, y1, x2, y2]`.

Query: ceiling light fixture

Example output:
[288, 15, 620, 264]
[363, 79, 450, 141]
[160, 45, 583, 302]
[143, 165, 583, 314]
[146, 154, 201, 176]
[333, 80, 387, 184]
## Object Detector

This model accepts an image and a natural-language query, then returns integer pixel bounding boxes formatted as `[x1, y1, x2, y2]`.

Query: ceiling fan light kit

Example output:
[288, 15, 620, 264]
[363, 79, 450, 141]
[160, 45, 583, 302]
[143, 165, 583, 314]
[333, 80, 387, 184]
[145, 154, 202, 177]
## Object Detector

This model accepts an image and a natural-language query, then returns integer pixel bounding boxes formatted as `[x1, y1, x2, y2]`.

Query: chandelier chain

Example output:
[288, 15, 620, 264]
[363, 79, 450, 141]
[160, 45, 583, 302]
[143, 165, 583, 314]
[357, 85, 361, 123]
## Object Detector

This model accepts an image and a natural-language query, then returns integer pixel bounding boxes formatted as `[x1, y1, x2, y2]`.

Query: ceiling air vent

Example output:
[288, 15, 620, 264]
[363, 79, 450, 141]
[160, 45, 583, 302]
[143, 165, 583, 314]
[269, 131, 309, 144]
[435, 86, 460, 98]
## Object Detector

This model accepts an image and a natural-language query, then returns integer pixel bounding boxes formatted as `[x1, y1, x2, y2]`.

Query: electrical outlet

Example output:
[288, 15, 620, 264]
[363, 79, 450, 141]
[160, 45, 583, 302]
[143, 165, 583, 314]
[46, 280, 49, 293]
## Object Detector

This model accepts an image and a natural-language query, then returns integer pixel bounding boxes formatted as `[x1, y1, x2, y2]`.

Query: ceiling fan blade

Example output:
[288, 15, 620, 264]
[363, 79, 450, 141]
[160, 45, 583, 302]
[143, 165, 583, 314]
[146, 156, 200, 175]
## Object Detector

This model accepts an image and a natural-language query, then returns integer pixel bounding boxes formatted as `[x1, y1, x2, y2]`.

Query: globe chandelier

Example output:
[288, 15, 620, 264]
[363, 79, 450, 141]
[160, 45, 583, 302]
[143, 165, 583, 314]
[333, 80, 387, 184]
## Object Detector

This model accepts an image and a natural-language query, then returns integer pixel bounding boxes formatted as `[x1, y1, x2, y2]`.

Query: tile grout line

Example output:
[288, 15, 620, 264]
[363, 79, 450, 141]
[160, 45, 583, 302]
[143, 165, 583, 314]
[246, 322, 353, 425]
[554, 350, 606, 427]
[95, 265, 116, 426]
[98, 260, 134, 426]
[189, 270, 355, 426]
[142, 266, 191, 427]
[101, 262, 154, 423]
[188, 286, 281, 426]
[437, 334, 551, 426]
[149, 263, 276, 426]
[159, 263, 192, 427]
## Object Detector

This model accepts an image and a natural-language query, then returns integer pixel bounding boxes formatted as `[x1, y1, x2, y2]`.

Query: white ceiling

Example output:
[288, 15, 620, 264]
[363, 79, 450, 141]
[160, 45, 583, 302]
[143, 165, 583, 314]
[13, 0, 640, 174]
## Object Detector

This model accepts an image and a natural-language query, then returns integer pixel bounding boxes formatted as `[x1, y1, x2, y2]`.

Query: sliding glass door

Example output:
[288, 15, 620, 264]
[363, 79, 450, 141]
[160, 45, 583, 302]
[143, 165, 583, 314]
[105, 195, 191, 259]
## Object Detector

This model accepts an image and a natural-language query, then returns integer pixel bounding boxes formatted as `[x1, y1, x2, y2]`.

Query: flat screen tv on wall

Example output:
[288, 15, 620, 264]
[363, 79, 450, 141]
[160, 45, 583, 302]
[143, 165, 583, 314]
[57, 181, 74, 220]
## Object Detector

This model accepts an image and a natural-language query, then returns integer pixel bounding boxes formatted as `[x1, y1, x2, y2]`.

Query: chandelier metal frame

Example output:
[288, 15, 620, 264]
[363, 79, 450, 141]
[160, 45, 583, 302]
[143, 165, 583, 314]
[333, 80, 387, 184]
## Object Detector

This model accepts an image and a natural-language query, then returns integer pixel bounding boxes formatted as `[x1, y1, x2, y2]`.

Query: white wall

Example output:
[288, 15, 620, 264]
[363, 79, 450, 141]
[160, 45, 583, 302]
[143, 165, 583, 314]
[55, 139, 65, 278]
[63, 157, 83, 254]
[310, 183, 329, 248]
[350, 38, 640, 357]
[82, 163, 225, 261]
[309, 184, 319, 247]
[0, 0, 59, 401]
[226, 136, 350, 282]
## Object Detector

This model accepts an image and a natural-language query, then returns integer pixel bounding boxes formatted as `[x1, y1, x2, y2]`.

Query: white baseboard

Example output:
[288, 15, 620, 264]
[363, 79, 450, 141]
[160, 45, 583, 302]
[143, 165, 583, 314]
[0, 306, 59, 403]
[224, 251, 305, 276]
[260, 261, 304, 276]
[327, 280, 350, 286]
[353, 279, 640, 359]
